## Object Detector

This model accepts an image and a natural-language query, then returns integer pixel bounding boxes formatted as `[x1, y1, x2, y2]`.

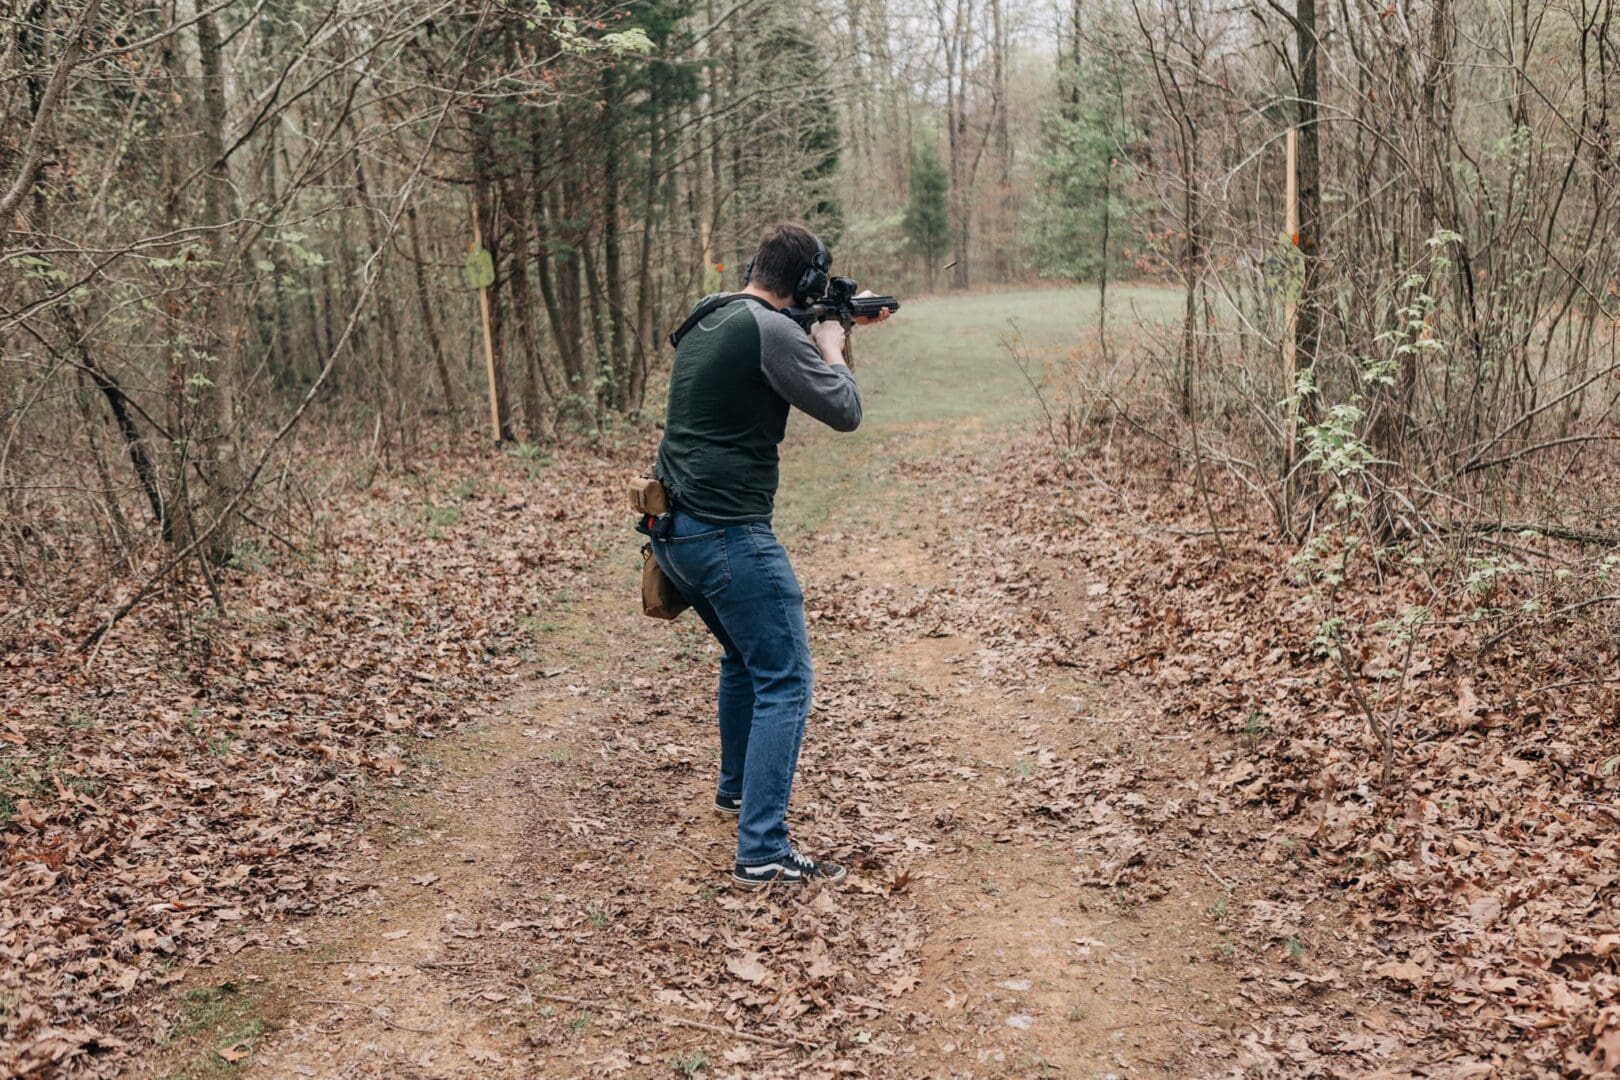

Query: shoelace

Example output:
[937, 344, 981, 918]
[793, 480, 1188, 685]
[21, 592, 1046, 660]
[787, 850, 817, 873]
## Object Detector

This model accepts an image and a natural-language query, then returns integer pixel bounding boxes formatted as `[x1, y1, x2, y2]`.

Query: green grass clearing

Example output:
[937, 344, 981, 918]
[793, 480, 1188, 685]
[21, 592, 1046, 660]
[773, 284, 1181, 539]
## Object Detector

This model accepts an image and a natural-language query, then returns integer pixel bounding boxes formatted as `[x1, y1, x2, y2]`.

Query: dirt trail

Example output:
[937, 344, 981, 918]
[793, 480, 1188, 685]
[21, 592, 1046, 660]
[134, 306, 1290, 1078]
[799, 523, 1249, 1077]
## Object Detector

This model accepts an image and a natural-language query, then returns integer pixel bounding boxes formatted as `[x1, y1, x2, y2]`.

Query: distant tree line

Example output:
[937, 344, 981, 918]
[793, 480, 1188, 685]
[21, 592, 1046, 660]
[1, 0, 1043, 629]
[1050, 0, 1620, 546]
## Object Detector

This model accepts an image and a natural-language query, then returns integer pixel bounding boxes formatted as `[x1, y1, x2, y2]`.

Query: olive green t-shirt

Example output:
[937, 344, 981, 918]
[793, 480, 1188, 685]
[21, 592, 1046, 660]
[655, 295, 862, 524]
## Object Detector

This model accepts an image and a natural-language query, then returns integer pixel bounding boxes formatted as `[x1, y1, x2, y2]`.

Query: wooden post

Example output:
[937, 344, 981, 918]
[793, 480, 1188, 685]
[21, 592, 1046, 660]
[471, 195, 502, 444]
[1283, 127, 1300, 514]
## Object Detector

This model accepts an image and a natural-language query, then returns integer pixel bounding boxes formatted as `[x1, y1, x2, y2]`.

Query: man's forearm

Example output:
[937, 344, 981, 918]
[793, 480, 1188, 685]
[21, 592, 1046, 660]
[762, 344, 861, 432]
[756, 307, 861, 431]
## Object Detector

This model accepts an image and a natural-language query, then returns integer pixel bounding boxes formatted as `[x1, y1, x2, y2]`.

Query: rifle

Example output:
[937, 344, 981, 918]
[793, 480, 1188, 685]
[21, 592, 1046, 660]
[783, 276, 899, 369]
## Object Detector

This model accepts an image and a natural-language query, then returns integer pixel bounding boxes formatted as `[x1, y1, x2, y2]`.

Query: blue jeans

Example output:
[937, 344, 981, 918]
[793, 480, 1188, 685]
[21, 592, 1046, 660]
[651, 511, 813, 866]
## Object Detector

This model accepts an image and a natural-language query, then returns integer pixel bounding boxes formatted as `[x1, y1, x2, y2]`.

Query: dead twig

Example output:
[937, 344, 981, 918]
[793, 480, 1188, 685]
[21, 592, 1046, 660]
[667, 838, 726, 871]
[1481, 593, 1620, 653]
[1527, 674, 1620, 697]
[537, 992, 614, 1007]
[1203, 861, 1235, 891]
[658, 1014, 806, 1049]
[523, 991, 811, 1050]
[1434, 520, 1620, 549]
[295, 999, 438, 1035]
[310, 958, 481, 970]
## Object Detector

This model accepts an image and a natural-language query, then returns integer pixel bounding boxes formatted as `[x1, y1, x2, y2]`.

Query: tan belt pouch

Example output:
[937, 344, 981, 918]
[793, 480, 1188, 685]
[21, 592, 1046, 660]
[628, 476, 670, 516]
[640, 543, 690, 620]
[630, 477, 687, 620]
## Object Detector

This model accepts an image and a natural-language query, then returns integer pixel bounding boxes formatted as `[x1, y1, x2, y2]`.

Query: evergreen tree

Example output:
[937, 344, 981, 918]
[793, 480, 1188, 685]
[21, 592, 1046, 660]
[903, 145, 951, 292]
[1027, 52, 1136, 283]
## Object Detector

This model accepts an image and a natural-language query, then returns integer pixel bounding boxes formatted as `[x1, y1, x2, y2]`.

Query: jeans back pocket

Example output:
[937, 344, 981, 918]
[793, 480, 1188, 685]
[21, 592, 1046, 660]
[662, 528, 732, 598]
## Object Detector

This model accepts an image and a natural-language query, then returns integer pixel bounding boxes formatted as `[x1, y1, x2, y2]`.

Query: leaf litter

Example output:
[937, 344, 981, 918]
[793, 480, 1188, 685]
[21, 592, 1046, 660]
[5, 411, 1611, 1076]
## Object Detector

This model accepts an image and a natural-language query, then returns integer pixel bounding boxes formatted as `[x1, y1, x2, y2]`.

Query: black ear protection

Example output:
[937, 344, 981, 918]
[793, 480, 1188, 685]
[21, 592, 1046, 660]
[794, 235, 831, 306]
[741, 233, 830, 306]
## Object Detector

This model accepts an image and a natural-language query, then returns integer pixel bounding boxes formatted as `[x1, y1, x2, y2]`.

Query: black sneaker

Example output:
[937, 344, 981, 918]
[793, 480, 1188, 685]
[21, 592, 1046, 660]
[714, 793, 742, 817]
[731, 850, 847, 890]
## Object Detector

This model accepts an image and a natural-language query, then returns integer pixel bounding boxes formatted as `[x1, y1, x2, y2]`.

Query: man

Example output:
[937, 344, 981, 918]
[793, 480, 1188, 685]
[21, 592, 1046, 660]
[651, 222, 889, 890]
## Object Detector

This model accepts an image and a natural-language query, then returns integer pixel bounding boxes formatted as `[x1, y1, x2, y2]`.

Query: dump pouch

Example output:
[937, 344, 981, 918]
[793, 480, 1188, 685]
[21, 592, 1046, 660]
[629, 476, 686, 619]
[640, 543, 690, 620]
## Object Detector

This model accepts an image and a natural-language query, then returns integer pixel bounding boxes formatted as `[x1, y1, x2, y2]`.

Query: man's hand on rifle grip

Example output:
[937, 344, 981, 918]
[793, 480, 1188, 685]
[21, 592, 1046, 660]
[810, 319, 847, 367]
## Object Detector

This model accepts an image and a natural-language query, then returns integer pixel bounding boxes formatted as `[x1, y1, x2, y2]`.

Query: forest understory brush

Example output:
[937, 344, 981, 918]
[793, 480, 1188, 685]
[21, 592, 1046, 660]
[1008, 332, 1620, 1071]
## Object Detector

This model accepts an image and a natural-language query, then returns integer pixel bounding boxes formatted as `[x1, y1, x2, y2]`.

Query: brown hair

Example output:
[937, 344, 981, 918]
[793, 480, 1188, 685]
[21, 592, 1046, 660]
[748, 222, 824, 298]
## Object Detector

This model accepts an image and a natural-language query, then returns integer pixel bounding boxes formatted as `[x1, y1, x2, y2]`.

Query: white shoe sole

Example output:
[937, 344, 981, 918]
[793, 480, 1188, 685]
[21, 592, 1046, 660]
[729, 865, 847, 891]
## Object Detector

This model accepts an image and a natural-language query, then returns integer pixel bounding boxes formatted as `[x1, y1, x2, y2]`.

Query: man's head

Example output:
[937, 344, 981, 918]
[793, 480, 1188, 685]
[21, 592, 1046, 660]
[745, 223, 829, 306]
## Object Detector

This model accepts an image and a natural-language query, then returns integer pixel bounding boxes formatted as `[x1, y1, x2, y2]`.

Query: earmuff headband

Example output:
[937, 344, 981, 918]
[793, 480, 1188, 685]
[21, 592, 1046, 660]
[741, 232, 830, 307]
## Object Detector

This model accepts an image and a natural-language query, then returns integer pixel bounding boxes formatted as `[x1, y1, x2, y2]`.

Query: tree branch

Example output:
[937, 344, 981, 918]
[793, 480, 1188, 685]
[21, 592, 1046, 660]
[0, 0, 106, 252]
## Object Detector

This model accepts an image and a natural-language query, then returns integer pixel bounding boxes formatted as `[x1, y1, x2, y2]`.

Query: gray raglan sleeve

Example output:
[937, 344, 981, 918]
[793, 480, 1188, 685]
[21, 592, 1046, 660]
[755, 310, 863, 432]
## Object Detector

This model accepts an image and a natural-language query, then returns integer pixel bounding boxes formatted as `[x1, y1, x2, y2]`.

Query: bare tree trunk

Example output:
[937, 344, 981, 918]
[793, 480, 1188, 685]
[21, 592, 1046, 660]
[549, 179, 591, 399]
[406, 202, 458, 429]
[631, 76, 665, 414]
[354, 144, 408, 461]
[1098, 153, 1111, 345]
[1294, 0, 1321, 419]
[580, 233, 611, 419]
[504, 161, 548, 441]
[1179, 141, 1199, 420]
[990, 0, 1011, 282]
[62, 306, 168, 537]
[472, 114, 515, 443]
[529, 106, 585, 408]
[600, 68, 630, 411]
[728, 17, 747, 274]
[942, 0, 971, 289]
[192, 0, 239, 561]
[74, 367, 133, 552]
